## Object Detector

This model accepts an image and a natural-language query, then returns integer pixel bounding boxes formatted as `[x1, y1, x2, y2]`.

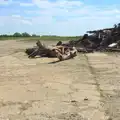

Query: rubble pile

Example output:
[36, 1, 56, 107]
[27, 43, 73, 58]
[25, 23, 120, 61]
[62, 23, 120, 52]
[25, 40, 77, 61]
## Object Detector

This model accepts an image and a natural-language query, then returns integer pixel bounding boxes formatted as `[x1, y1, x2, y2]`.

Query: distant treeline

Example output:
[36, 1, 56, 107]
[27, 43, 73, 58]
[0, 32, 40, 37]
[0, 32, 82, 41]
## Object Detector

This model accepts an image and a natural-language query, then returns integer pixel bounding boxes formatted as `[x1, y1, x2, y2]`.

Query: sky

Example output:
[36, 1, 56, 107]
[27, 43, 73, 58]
[0, 0, 120, 36]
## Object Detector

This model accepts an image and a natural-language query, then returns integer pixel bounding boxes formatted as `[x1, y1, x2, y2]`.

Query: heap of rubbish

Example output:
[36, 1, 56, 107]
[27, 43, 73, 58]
[25, 23, 120, 61]
[25, 40, 77, 61]
[59, 23, 120, 52]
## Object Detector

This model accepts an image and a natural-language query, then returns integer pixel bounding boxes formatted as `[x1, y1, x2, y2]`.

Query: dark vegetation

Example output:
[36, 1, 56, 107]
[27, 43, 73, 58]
[0, 32, 81, 41]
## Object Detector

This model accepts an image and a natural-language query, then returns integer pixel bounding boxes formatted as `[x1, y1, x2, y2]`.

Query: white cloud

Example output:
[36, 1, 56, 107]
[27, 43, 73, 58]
[31, 0, 120, 18]
[33, 0, 83, 10]
[0, 0, 12, 5]
[0, 0, 34, 7]
[0, 15, 32, 26]
[21, 19, 32, 25]
[31, 0, 120, 35]
[20, 3, 34, 7]
[12, 15, 32, 25]
[30, 1, 120, 26]
[11, 15, 21, 18]
[1, 0, 120, 35]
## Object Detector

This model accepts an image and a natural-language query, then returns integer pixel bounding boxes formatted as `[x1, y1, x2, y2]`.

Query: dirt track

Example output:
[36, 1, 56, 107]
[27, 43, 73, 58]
[0, 40, 119, 120]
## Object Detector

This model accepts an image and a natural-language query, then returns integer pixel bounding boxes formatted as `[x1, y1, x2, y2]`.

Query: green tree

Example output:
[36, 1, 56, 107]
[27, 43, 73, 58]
[22, 32, 31, 37]
[2, 34, 8, 37]
[32, 34, 37, 37]
[13, 32, 22, 37]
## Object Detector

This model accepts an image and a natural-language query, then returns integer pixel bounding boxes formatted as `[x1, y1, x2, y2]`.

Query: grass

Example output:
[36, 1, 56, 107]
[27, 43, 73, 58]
[40, 35, 81, 41]
[0, 35, 82, 41]
[0, 37, 40, 41]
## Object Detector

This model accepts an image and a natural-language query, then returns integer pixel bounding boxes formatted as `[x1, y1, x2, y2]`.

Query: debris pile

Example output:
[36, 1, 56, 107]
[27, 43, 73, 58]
[61, 23, 120, 52]
[25, 40, 77, 61]
[25, 23, 120, 61]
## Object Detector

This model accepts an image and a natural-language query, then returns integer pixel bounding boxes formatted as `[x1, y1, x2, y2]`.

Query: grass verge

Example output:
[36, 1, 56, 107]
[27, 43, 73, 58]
[0, 36, 82, 41]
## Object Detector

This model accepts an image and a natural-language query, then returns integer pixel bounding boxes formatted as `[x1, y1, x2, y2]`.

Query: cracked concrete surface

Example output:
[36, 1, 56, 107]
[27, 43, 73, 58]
[87, 52, 120, 120]
[0, 40, 116, 120]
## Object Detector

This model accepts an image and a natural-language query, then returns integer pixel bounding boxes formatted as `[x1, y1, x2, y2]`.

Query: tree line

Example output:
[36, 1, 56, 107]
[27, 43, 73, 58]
[0, 32, 40, 37]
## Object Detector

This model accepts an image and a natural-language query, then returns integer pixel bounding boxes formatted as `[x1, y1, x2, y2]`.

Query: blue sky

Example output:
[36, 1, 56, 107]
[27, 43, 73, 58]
[0, 0, 120, 36]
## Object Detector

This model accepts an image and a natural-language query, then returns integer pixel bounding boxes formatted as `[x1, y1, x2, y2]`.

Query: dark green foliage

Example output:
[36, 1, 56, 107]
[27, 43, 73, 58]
[0, 32, 82, 41]
[13, 32, 22, 37]
[21, 32, 31, 37]
[32, 34, 37, 37]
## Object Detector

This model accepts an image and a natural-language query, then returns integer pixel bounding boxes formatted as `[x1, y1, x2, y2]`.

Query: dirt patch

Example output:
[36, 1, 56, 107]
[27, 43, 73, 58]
[0, 40, 116, 120]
